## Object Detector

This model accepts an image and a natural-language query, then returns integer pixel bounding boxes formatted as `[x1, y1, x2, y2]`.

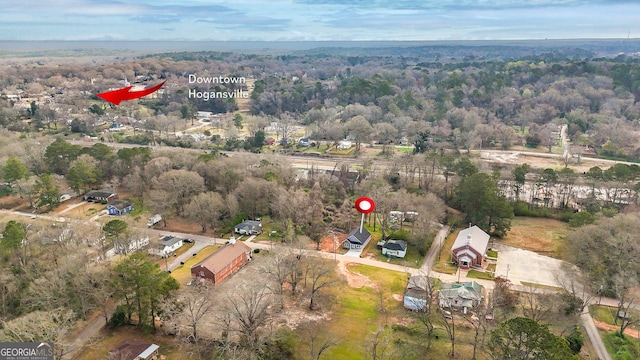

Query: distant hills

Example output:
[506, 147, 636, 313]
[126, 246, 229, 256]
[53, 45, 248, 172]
[1, 39, 639, 59]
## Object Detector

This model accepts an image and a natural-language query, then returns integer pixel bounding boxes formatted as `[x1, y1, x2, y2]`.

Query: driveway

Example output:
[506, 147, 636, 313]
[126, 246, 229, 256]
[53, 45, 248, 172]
[493, 244, 567, 288]
[344, 247, 364, 257]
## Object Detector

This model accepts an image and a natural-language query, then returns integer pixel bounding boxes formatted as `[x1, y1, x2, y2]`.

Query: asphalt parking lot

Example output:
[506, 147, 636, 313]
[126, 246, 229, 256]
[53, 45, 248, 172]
[493, 244, 567, 287]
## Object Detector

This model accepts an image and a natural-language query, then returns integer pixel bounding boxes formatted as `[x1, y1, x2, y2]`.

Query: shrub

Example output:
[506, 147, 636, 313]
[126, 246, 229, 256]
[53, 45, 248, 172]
[564, 326, 584, 355]
[108, 306, 128, 328]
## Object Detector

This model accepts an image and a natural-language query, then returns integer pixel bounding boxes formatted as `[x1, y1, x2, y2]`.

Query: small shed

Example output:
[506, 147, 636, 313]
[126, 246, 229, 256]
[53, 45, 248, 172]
[110, 340, 159, 360]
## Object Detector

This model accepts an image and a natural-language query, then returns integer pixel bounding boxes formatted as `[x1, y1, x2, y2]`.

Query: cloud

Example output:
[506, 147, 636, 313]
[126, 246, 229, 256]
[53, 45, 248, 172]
[130, 14, 182, 24]
[196, 16, 291, 31]
[1, 0, 639, 41]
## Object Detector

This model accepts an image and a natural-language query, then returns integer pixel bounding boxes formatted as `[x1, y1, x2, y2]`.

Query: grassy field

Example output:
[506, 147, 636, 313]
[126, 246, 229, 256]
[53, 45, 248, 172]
[318, 264, 409, 359]
[311, 264, 497, 359]
[170, 245, 220, 284]
[498, 217, 570, 259]
[590, 305, 640, 332]
[432, 230, 458, 275]
[600, 329, 640, 360]
[467, 269, 493, 280]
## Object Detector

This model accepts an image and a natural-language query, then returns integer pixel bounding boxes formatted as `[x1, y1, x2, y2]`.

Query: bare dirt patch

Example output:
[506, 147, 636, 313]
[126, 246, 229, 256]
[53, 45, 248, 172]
[0, 195, 25, 210]
[498, 217, 569, 258]
[337, 261, 377, 289]
[593, 319, 640, 339]
[276, 305, 332, 330]
[317, 231, 347, 253]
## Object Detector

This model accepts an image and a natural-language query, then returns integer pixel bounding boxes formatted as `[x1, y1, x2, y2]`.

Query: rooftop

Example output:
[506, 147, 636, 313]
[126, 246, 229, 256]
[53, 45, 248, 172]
[345, 227, 371, 245]
[451, 225, 490, 253]
[192, 241, 251, 274]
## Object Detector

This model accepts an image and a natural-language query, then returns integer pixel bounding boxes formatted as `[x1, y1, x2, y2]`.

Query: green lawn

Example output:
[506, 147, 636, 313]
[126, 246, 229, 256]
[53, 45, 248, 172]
[590, 305, 618, 325]
[432, 230, 458, 275]
[590, 305, 640, 332]
[170, 245, 220, 284]
[519, 281, 563, 291]
[467, 269, 494, 280]
[601, 329, 640, 360]
[320, 265, 408, 359]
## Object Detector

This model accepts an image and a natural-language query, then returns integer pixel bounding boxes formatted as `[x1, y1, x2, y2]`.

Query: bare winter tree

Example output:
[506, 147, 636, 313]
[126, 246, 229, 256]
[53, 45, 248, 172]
[555, 263, 597, 317]
[182, 287, 215, 342]
[366, 327, 396, 360]
[464, 294, 493, 360]
[307, 258, 338, 310]
[298, 322, 338, 360]
[407, 273, 438, 349]
[223, 283, 273, 352]
[1, 308, 75, 359]
[260, 248, 292, 309]
[519, 286, 555, 323]
[440, 304, 457, 358]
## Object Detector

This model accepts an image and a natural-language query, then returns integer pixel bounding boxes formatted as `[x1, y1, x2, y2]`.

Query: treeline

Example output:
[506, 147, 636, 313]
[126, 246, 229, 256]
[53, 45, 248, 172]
[3, 49, 640, 161]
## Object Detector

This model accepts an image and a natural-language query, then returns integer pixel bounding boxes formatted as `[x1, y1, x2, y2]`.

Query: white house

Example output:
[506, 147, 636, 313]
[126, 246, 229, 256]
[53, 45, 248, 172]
[115, 236, 150, 255]
[234, 220, 262, 235]
[382, 240, 408, 258]
[404, 275, 429, 311]
[148, 236, 183, 258]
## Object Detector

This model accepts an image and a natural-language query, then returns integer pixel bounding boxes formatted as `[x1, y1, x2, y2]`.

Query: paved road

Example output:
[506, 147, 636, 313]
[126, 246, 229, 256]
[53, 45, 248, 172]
[421, 224, 450, 273]
[581, 311, 613, 360]
[3, 204, 616, 360]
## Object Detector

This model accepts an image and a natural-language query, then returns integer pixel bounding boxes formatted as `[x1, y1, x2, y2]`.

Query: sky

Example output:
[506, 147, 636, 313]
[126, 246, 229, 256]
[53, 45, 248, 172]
[1, 0, 639, 41]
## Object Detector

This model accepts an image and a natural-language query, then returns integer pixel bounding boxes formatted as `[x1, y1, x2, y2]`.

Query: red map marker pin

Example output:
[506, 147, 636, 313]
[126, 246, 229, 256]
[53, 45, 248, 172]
[355, 197, 375, 214]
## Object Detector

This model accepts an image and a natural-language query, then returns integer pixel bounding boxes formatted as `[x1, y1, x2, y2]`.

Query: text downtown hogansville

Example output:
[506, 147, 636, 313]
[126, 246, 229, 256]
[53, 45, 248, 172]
[188, 74, 249, 101]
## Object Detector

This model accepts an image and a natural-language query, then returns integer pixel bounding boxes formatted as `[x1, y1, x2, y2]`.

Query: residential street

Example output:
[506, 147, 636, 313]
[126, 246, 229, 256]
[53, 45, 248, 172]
[3, 205, 613, 360]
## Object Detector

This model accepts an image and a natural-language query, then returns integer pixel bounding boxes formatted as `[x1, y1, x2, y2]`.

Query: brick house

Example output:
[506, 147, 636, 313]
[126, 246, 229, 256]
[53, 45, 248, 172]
[190, 240, 252, 285]
[450, 225, 490, 269]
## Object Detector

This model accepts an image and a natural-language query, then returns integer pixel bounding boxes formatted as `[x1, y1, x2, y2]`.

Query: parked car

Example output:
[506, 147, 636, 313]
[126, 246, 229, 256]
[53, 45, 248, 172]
[298, 137, 310, 147]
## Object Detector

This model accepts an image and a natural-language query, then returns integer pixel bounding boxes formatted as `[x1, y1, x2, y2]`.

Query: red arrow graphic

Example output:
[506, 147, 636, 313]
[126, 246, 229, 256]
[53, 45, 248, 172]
[96, 81, 166, 105]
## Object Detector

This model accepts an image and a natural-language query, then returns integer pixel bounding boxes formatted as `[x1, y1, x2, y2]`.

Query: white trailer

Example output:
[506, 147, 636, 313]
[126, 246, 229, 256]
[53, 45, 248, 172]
[147, 214, 162, 227]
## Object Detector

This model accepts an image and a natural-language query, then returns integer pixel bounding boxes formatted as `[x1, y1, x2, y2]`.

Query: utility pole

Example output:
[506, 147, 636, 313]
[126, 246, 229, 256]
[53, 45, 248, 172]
[506, 264, 511, 280]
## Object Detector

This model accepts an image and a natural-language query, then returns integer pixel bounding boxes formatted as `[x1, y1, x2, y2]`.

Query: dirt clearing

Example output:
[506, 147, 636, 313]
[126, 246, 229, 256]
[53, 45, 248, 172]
[497, 217, 569, 259]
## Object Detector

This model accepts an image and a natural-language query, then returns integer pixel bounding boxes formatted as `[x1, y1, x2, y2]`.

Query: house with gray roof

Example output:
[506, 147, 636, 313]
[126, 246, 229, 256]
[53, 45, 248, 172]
[342, 227, 371, 249]
[234, 220, 262, 235]
[404, 274, 430, 311]
[450, 225, 490, 269]
[148, 235, 183, 258]
[382, 239, 408, 258]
